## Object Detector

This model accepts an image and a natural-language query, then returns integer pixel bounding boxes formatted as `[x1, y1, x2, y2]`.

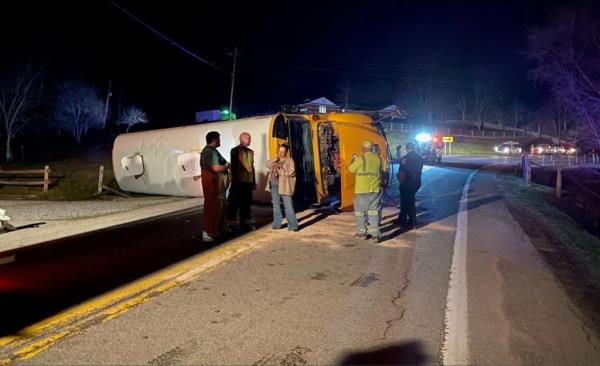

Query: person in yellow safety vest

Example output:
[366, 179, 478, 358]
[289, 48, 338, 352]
[348, 140, 383, 243]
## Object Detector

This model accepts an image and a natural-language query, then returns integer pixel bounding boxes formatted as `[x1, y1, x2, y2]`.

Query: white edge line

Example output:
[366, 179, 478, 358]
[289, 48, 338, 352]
[442, 163, 500, 365]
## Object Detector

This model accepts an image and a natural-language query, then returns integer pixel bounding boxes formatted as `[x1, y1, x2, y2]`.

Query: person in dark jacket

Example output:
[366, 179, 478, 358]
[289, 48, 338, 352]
[394, 142, 424, 229]
[227, 132, 256, 230]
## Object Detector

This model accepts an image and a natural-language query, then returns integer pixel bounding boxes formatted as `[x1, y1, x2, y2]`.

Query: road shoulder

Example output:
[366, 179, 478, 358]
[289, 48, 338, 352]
[0, 198, 200, 254]
[499, 175, 600, 360]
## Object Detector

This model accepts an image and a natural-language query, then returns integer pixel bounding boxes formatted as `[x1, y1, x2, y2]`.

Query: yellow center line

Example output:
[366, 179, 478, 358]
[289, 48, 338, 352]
[0, 215, 302, 364]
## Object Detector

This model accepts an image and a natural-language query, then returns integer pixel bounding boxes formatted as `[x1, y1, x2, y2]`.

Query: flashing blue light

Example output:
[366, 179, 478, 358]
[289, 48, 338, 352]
[415, 132, 432, 143]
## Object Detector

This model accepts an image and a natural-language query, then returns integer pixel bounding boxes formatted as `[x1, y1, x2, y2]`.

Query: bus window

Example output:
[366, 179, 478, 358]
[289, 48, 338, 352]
[273, 114, 289, 139]
[318, 122, 341, 200]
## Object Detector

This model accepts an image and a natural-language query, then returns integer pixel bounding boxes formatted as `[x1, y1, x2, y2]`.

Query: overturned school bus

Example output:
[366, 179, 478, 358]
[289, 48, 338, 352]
[112, 112, 389, 211]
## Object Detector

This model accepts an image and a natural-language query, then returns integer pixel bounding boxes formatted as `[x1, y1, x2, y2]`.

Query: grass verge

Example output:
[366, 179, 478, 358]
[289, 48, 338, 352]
[0, 150, 115, 201]
[500, 175, 600, 332]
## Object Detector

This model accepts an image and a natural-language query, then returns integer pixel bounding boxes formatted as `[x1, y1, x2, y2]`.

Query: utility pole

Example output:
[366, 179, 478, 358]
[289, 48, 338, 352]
[103, 80, 113, 129]
[228, 47, 238, 121]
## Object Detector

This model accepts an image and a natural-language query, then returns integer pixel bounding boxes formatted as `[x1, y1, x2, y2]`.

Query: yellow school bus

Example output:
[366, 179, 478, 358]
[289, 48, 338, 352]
[112, 112, 389, 211]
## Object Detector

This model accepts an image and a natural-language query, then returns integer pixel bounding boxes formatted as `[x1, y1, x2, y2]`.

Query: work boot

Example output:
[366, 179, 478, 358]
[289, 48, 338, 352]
[402, 222, 417, 230]
[373, 236, 382, 244]
[394, 218, 406, 226]
[202, 231, 215, 242]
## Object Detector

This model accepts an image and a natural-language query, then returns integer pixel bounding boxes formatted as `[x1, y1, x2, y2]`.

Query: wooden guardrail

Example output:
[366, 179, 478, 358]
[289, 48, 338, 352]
[0, 165, 50, 192]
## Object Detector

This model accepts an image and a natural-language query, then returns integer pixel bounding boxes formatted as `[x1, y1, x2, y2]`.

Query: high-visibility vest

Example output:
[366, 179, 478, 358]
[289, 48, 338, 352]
[348, 151, 381, 193]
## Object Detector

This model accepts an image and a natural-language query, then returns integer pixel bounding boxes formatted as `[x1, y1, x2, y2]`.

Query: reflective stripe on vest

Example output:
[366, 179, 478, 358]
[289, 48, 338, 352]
[354, 152, 382, 193]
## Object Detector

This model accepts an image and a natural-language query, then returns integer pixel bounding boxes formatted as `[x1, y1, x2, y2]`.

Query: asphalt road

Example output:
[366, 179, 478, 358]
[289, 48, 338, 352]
[1, 163, 600, 365]
[442, 154, 522, 167]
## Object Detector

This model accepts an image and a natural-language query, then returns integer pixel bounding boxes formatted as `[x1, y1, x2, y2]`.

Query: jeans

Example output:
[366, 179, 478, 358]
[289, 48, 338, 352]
[354, 191, 382, 237]
[271, 183, 299, 231]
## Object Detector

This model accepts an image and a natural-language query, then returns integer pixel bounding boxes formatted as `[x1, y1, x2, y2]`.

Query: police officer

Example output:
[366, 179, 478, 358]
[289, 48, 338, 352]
[348, 140, 383, 243]
[395, 142, 423, 229]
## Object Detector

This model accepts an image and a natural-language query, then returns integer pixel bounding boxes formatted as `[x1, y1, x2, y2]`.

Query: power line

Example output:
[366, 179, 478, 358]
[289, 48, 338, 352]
[104, 0, 229, 74]
[238, 64, 293, 84]
[332, 60, 471, 75]
[290, 65, 457, 83]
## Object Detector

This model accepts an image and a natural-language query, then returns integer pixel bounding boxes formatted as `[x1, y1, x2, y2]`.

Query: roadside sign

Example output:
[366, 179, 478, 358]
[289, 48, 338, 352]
[443, 136, 454, 143]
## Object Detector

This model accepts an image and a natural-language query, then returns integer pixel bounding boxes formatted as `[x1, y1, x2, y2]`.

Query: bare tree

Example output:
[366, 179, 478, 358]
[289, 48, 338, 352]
[0, 66, 41, 162]
[403, 74, 455, 123]
[526, 7, 600, 146]
[335, 79, 352, 110]
[456, 84, 469, 125]
[54, 81, 104, 144]
[118, 105, 149, 132]
[472, 79, 496, 130]
[512, 101, 525, 129]
[546, 101, 575, 144]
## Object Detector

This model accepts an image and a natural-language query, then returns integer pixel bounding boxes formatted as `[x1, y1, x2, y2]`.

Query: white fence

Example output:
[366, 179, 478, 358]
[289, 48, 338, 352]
[382, 122, 560, 144]
[529, 153, 600, 167]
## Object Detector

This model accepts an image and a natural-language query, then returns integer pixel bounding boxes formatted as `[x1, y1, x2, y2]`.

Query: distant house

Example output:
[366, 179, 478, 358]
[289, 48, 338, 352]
[344, 104, 407, 121]
[377, 104, 407, 120]
[195, 110, 221, 123]
[195, 109, 236, 123]
[297, 97, 341, 114]
[283, 98, 406, 120]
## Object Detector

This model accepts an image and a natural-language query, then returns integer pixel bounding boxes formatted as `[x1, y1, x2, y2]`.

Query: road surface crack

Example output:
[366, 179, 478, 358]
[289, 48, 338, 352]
[379, 266, 412, 341]
[380, 309, 407, 341]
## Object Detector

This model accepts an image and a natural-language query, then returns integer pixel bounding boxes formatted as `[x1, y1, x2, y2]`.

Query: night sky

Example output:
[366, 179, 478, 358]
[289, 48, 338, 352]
[0, 0, 584, 128]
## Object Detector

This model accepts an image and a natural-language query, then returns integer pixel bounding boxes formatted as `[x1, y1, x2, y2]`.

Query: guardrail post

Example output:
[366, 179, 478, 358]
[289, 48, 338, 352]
[97, 165, 104, 194]
[556, 166, 562, 198]
[43, 165, 49, 193]
[522, 155, 531, 186]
